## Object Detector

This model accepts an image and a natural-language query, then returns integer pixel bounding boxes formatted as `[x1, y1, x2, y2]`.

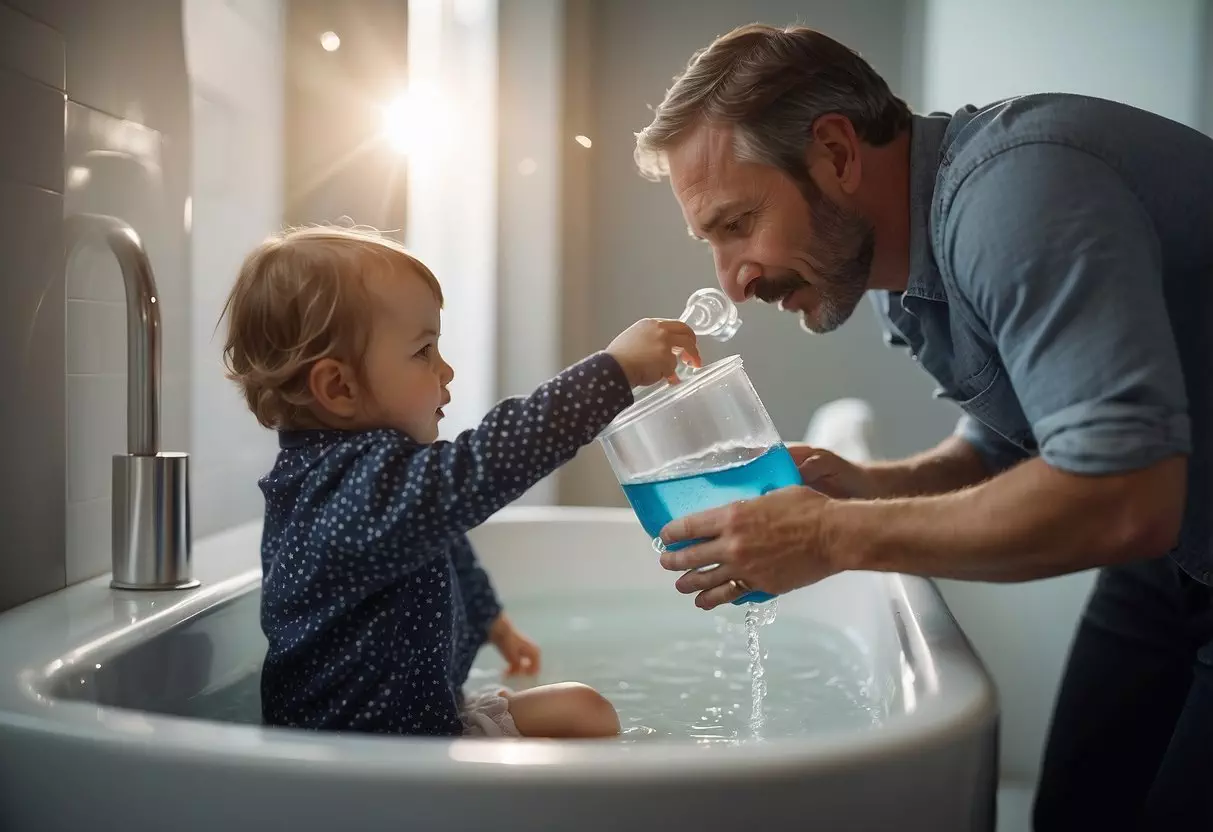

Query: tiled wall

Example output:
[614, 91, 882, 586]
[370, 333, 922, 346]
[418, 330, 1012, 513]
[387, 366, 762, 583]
[63, 101, 191, 583]
[0, 0, 191, 608]
[54, 0, 193, 585]
[0, 1, 66, 610]
[0, 0, 283, 611]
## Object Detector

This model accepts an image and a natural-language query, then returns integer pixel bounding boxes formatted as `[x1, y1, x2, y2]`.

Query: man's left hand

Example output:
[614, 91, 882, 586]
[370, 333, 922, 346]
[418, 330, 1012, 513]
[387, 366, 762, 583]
[658, 486, 844, 610]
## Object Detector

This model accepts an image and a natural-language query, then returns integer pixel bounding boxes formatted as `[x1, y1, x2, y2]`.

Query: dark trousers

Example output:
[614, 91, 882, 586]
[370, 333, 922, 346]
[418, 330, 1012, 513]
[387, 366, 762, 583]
[1033, 556, 1213, 831]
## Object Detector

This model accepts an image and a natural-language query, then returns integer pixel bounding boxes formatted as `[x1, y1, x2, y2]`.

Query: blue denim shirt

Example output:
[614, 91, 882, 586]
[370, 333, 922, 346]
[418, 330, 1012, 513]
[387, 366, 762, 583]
[873, 94, 1213, 583]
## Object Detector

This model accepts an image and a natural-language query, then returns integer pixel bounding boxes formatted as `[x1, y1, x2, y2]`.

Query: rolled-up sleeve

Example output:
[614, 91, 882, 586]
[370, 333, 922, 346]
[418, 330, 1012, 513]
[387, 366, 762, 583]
[956, 413, 1030, 475]
[944, 142, 1191, 475]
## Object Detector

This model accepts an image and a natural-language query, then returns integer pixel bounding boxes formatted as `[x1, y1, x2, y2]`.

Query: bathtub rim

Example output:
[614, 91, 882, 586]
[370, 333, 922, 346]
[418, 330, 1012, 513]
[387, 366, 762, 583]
[0, 506, 998, 784]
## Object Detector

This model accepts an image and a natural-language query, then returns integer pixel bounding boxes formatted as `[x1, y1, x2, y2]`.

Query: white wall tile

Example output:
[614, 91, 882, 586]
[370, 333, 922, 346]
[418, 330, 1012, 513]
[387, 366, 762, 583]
[0, 68, 64, 192]
[65, 299, 125, 375]
[66, 373, 124, 505]
[65, 496, 109, 584]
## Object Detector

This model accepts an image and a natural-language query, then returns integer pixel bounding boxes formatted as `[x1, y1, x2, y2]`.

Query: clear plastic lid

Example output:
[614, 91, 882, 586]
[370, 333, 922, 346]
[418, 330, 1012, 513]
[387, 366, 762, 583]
[599, 355, 782, 484]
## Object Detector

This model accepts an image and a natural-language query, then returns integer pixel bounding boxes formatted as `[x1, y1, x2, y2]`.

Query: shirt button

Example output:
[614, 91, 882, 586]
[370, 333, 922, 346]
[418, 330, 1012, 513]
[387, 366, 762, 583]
[911, 353, 919, 362]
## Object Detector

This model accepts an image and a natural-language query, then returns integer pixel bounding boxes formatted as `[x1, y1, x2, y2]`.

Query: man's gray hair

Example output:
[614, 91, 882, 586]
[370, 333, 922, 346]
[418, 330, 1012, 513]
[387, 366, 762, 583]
[634, 24, 911, 183]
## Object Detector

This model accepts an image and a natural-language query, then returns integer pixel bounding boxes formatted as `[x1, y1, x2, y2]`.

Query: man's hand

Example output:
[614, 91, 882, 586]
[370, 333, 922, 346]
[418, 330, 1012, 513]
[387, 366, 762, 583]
[787, 443, 878, 498]
[489, 614, 541, 677]
[657, 486, 848, 610]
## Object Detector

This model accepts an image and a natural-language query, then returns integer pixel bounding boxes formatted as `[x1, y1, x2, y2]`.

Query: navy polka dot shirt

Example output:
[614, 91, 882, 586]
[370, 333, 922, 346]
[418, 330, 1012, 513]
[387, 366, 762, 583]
[257, 352, 633, 736]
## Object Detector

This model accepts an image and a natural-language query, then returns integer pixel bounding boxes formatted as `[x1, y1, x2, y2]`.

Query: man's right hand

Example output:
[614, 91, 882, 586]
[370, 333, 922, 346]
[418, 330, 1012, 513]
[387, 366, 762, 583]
[788, 443, 879, 499]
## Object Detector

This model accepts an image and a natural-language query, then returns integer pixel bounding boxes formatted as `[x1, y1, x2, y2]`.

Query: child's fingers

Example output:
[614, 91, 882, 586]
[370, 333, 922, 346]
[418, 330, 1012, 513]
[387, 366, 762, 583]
[665, 329, 702, 366]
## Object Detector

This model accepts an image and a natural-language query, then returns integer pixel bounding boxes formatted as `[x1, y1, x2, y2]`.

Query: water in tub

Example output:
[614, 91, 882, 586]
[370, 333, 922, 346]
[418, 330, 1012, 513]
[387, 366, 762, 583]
[471, 445, 885, 744]
[468, 587, 881, 744]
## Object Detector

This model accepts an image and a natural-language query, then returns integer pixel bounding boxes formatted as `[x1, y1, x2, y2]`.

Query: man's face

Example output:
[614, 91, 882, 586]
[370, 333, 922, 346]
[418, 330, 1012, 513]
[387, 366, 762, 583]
[668, 122, 875, 334]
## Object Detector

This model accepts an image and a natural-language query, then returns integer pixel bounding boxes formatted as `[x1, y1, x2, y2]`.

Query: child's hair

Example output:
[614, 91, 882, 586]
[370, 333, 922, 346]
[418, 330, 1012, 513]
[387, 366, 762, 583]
[220, 225, 443, 431]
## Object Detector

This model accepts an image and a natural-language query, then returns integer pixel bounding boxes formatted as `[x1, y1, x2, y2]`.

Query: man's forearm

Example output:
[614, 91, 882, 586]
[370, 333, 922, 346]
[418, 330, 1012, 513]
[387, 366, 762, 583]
[865, 436, 992, 498]
[829, 456, 1186, 582]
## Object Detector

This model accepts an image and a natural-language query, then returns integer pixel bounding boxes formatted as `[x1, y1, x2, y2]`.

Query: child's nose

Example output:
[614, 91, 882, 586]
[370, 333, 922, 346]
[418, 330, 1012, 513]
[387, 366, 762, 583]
[439, 359, 454, 384]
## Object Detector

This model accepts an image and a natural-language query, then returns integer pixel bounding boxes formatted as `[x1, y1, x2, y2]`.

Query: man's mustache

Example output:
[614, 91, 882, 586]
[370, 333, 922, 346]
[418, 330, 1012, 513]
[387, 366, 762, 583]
[752, 273, 808, 304]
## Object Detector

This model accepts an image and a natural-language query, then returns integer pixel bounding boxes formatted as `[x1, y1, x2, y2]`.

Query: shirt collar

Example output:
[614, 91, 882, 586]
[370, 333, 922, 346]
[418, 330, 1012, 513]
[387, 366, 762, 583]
[278, 428, 354, 449]
[904, 112, 951, 302]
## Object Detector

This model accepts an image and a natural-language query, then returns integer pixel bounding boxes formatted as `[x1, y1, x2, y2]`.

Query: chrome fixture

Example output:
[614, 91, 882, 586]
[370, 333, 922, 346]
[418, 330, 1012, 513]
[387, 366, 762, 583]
[65, 214, 197, 591]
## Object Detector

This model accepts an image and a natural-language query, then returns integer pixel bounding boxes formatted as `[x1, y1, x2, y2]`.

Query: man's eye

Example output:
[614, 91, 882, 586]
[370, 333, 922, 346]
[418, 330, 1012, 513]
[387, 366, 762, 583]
[724, 213, 750, 234]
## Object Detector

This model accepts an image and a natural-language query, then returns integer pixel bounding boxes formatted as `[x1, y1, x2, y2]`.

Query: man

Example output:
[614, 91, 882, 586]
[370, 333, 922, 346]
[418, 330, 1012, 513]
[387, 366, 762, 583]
[636, 22, 1213, 831]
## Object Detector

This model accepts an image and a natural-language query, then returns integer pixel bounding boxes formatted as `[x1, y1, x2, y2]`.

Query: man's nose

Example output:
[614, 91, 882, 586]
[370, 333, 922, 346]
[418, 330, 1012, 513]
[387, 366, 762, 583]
[716, 252, 758, 303]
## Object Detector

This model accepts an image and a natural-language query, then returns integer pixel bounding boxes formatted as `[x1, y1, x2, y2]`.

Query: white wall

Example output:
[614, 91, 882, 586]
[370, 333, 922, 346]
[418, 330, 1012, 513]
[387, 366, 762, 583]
[922, 0, 1205, 124]
[184, 0, 284, 538]
[553, 0, 960, 507]
[495, 0, 565, 504]
[406, 0, 499, 441]
[920, 0, 1208, 787]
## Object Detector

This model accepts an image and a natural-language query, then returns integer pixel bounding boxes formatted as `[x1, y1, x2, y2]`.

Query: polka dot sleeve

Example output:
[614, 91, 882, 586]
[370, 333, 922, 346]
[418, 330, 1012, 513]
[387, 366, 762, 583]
[319, 351, 632, 573]
[449, 535, 501, 649]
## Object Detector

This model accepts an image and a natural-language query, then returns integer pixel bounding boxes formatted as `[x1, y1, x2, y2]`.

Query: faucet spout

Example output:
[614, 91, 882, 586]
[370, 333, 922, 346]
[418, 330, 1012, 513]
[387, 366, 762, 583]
[65, 213, 197, 591]
[66, 214, 159, 456]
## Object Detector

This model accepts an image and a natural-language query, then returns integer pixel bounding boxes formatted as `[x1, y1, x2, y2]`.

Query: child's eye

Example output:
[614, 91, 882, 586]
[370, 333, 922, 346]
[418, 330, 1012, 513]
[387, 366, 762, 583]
[414, 344, 434, 359]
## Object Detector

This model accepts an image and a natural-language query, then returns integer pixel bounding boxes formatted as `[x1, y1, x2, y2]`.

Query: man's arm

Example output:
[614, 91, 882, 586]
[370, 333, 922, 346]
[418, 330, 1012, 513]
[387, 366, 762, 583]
[830, 454, 1185, 581]
[863, 434, 994, 497]
[790, 429, 997, 499]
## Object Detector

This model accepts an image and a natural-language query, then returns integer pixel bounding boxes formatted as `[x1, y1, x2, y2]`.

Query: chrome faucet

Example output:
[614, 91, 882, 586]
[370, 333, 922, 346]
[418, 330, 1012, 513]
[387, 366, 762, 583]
[65, 214, 198, 590]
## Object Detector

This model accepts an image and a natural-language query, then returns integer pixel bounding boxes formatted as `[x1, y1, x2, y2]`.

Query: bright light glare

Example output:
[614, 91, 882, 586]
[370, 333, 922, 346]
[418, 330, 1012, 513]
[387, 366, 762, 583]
[320, 31, 341, 51]
[381, 86, 446, 156]
[574, 135, 592, 148]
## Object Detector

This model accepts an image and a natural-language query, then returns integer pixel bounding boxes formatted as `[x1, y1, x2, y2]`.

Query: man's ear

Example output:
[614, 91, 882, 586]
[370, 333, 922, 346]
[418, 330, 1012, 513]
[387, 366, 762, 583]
[805, 113, 863, 196]
[308, 358, 360, 420]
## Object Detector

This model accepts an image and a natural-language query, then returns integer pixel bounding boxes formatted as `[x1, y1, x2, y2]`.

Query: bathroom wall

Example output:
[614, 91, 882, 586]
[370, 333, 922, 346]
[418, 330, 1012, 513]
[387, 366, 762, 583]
[495, 0, 566, 504]
[918, 0, 1209, 790]
[552, 0, 960, 507]
[283, 0, 407, 233]
[0, 0, 192, 608]
[184, 0, 284, 538]
[0, 1, 66, 610]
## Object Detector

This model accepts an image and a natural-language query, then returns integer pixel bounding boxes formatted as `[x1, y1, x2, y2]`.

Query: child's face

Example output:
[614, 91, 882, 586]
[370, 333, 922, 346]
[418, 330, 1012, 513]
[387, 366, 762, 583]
[360, 267, 452, 442]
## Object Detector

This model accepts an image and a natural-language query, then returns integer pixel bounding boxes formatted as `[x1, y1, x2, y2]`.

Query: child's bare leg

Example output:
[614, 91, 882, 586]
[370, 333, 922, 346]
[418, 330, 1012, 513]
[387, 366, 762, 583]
[505, 682, 620, 738]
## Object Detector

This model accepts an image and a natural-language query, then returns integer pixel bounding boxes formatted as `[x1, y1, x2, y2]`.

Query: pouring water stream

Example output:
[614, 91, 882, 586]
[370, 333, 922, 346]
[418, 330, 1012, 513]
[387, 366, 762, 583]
[668, 288, 778, 740]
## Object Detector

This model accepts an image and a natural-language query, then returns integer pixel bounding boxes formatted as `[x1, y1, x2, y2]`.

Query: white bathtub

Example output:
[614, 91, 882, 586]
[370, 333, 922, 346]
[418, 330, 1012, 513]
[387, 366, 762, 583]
[0, 507, 997, 831]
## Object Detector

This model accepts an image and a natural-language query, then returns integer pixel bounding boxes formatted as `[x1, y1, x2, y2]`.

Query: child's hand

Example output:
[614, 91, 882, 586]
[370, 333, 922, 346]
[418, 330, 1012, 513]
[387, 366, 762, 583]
[490, 614, 542, 677]
[606, 319, 701, 387]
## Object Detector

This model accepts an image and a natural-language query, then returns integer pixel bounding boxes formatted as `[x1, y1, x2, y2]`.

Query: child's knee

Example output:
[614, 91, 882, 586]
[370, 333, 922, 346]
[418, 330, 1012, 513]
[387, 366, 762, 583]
[507, 682, 620, 738]
[561, 683, 620, 737]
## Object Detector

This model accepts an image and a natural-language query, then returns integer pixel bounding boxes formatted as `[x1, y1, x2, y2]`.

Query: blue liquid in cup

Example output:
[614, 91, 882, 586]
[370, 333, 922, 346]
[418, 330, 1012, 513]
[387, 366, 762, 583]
[621, 445, 801, 605]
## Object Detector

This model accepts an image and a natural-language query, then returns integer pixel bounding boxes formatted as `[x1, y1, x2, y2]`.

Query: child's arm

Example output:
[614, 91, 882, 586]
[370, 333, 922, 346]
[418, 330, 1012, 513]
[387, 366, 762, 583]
[449, 535, 501, 645]
[318, 317, 699, 575]
[320, 352, 631, 571]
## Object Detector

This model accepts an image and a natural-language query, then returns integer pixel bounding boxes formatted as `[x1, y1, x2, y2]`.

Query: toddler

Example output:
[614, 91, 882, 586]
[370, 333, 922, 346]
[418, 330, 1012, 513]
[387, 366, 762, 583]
[221, 226, 699, 738]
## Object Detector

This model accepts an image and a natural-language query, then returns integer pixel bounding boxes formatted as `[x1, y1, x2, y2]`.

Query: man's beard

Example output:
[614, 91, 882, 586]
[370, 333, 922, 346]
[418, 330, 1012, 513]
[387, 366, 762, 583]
[752, 178, 876, 334]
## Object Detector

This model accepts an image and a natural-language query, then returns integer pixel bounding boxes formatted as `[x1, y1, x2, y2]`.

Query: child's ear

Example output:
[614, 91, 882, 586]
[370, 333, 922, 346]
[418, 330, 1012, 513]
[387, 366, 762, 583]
[308, 358, 360, 420]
